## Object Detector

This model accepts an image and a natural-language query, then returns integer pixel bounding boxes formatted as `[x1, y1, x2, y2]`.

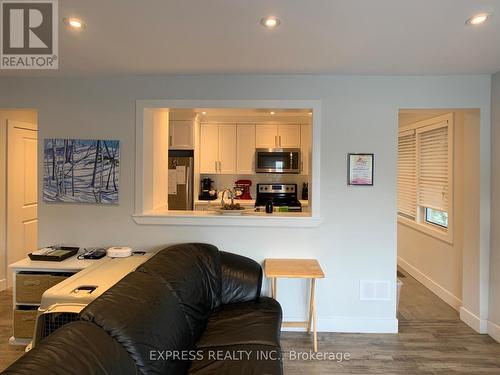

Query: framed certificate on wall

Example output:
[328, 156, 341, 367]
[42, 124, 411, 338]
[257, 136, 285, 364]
[347, 153, 374, 186]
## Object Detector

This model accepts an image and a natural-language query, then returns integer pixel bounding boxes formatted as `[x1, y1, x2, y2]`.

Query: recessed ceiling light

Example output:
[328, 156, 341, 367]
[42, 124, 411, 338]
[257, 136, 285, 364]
[466, 13, 491, 25]
[260, 16, 281, 29]
[270, 111, 276, 115]
[64, 17, 86, 30]
[201, 111, 207, 115]
[308, 112, 313, 115]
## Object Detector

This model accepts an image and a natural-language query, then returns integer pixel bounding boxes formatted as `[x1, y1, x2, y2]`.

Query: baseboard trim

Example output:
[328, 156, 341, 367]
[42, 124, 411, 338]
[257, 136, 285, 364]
[460, 307, 487, 333]
[0, 278, 6, 291]
[281, 316, 398, 333]
[487, 320, 500, 343]
[398, 256, 462, 311]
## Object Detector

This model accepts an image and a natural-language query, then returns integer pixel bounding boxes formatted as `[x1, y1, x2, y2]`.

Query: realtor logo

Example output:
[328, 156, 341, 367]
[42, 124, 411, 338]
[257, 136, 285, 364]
[1, 0, 58, 69]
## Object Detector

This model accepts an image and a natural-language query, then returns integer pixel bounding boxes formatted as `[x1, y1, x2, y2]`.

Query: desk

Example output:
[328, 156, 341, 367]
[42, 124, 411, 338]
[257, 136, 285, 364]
[264, 258, 324, 352]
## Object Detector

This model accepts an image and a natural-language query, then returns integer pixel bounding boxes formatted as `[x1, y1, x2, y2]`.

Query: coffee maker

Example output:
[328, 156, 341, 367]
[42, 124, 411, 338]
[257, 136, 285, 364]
[199, 178, 217, 200]
[234, 180, 252, 200]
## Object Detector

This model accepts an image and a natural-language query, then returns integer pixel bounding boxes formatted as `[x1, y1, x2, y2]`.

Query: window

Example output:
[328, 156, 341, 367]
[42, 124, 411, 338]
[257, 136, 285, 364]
[425, 208, 448, 228]
[397, 113, 453, 241]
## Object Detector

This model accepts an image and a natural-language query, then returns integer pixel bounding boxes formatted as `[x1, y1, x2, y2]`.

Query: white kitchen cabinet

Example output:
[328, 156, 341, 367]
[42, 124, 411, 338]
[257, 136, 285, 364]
[236, 124, 255, 174]
[300, 124, 311, 175]
[255, 124, 277, 148]
[169, 120, 194, 150]
[255, 124, 301, 148]
[279, 124, 301, 148]
[200, 124, 236, 174]
[218, 124, 237, 174]
[200, 124, 219, 173]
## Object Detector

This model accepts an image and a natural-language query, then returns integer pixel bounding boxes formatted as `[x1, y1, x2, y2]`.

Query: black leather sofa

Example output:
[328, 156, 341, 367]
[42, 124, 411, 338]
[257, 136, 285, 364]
[2, 243, 283, 375]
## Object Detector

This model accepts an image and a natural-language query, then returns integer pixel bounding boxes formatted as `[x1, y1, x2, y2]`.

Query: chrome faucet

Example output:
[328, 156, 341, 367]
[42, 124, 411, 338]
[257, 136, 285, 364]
[220, 187, 234, 207]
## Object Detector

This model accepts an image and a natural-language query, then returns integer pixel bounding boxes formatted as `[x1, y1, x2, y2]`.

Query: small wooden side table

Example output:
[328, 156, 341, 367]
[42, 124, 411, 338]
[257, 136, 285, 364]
[264, 258, 325, 352]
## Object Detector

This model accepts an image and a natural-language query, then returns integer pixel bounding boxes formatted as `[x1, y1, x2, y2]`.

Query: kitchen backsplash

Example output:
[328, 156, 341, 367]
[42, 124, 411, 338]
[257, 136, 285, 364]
[200, 173, 310, 200]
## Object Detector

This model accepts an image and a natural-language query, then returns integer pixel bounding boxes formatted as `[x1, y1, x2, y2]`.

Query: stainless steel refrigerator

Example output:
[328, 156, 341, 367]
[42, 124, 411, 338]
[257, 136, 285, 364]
[168, 150, 194, 210]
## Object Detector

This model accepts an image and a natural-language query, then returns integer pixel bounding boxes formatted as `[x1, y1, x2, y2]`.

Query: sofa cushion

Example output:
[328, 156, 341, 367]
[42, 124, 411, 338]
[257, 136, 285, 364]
[188, 344, 283, 375]
[196, 297, 282, 348]
[220, 251, 262, 304]
[80, 271, 192, 375]
[137, 243, 222, 341]
[1, 321, 137, 375]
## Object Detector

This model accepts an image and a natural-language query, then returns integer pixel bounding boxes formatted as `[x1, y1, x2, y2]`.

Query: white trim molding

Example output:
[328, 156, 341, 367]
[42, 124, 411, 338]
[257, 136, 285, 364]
[317, 317, 398, 333]
[487, 320, 500, 343]
[398, 256, 462, 310]
[460, 307, 487, 334]
[281, 315, 398, 333]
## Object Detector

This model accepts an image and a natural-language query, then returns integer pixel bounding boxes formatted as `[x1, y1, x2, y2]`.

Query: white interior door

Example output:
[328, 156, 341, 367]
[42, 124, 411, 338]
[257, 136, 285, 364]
[7, 120, 37, 287]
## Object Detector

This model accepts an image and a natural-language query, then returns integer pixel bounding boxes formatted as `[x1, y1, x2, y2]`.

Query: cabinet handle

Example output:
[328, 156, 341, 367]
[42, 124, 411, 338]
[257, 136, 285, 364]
[215, 161, 217, 172]
[219, 161, 222, 172]
[169, 135, 173, 147]
[275, 135, 278, 147]
[279, 135, 282, 147]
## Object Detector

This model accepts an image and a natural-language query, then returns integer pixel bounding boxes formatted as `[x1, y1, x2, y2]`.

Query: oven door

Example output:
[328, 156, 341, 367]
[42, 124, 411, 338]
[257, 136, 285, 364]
[255, 148, 301, 173]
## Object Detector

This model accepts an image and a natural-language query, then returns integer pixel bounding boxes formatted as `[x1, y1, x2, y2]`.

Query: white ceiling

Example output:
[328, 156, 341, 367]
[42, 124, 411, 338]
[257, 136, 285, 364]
[3, 0, 500, 76]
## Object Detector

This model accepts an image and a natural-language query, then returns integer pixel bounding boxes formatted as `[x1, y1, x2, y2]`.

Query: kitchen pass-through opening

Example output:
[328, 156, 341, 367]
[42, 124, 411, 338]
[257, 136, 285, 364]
[134, 100, 322, 227]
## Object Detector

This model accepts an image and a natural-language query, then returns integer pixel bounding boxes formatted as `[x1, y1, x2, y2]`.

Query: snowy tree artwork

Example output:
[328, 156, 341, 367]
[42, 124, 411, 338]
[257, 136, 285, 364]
[43, 139, 120, 204]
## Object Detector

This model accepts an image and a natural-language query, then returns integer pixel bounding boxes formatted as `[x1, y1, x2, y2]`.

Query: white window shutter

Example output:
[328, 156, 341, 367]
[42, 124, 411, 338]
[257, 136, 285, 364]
[398, 130, 417, 218]
[416, 122, 450, 212]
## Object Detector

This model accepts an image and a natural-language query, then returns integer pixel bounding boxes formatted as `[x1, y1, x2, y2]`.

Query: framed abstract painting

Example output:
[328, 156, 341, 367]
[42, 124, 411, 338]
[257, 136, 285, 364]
[43, 139, 120, 204]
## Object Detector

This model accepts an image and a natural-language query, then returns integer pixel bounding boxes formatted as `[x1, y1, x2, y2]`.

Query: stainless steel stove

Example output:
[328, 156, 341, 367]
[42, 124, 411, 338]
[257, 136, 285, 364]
[255, 183, 302, 212]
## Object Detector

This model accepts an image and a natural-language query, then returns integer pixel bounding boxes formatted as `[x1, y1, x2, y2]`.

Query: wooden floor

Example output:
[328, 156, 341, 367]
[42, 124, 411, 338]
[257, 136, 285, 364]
[280, 268, 500, 374]
[0, 290, 25, 371]
[1, 268, 500, 374]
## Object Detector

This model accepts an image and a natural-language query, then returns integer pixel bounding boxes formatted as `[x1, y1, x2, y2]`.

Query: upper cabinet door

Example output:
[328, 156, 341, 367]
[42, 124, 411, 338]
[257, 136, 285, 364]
[200, 124, 219, 173]
[278, 124, 301, 148]
[255, 124, 278, 148]
[300, 124, 311, 175]
[237, 124, 256, 174]
[218, 124, 237, 174]
[169, 120, 194, 150]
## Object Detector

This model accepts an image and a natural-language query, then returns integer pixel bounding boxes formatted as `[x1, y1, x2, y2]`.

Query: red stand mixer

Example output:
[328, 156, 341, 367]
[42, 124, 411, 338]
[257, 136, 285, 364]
[234, 180, 252, 200]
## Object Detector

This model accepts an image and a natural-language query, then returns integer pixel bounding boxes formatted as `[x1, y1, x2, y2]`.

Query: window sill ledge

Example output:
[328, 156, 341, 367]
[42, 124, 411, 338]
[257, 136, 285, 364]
[398, 216, 453, 244]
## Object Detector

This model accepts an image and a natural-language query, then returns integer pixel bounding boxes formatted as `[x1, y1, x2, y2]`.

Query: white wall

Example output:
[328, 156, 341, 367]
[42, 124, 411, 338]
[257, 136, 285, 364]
[490, 71, 500, 342]
[397, 111, 480, 316]
[0, 75, 491, 333]
[0, 109, 37, 290]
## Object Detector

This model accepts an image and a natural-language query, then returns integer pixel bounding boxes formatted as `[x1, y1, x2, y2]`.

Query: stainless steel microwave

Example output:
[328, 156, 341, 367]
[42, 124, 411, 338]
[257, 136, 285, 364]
[255, 148, 301, 174]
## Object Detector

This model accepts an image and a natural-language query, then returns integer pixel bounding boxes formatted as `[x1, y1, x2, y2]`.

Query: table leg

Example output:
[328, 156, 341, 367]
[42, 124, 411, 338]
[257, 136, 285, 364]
[271, 278, 278, 299]
[307, 278, 315, 334]
[312, 298, 318, 353]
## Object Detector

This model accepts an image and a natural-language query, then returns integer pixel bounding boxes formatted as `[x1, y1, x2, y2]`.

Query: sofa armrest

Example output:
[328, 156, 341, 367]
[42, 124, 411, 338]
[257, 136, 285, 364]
[220, 251, 262, 304]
